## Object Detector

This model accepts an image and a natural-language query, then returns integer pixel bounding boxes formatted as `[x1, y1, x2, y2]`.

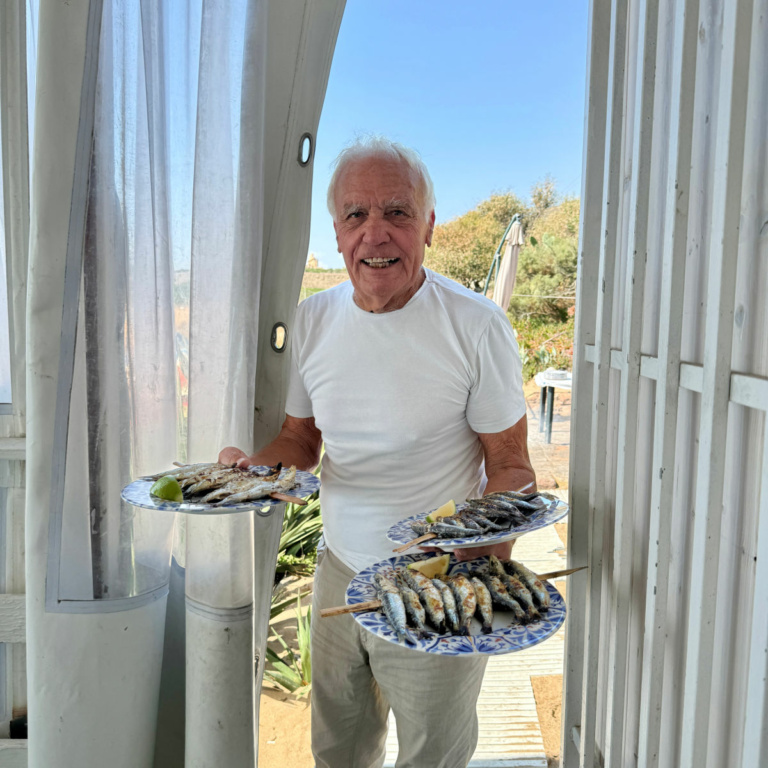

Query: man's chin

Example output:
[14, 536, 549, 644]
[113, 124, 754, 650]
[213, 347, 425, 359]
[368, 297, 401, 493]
[350, 265, 425, 312]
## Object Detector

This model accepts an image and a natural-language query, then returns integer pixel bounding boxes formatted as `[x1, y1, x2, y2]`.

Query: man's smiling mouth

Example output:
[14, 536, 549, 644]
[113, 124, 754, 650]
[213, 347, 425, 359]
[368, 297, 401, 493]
[361, 257, 399, 269]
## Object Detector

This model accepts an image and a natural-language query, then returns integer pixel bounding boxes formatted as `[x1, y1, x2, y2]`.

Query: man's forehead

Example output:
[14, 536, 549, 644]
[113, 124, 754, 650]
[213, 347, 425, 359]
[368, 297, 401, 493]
[335, 158, 419, 200]
[340, 195, 416, 212]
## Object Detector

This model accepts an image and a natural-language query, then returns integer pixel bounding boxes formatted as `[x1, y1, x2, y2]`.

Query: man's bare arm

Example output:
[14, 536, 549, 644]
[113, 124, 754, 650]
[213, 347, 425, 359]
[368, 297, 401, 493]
[218, 415, 323, 472]
[452, 415, 536, 562]
[478, 414, 536, 496]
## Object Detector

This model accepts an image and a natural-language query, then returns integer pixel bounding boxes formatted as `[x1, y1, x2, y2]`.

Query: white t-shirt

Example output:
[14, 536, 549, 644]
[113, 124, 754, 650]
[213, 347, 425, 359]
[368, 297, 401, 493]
[286, 268, 526, 573]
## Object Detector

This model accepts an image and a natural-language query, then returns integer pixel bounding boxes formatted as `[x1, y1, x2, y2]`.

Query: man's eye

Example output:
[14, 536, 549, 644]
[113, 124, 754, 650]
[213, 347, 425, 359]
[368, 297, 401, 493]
[347, 211, 364, 219]
[389, 209, 406, 217]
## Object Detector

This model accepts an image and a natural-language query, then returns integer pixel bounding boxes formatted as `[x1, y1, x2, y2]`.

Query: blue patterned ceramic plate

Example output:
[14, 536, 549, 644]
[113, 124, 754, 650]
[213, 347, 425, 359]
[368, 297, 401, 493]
[121, 466, 320, 516]
[387, 496, 568, 551]
[346, 553, 566, 656]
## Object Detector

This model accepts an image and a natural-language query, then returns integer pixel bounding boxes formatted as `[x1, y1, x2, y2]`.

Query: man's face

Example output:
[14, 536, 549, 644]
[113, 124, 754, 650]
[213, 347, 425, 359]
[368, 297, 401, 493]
[333, 156, 435, 313]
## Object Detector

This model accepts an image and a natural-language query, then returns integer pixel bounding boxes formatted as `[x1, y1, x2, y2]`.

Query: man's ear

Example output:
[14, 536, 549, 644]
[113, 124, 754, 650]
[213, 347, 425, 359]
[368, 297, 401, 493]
[334, 221, 341, 252]
[425, 210, 436, 247]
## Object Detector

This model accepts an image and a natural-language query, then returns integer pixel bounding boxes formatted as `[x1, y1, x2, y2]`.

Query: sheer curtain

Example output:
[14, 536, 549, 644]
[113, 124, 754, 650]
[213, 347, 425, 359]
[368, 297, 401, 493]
[25, 0, 345, 765]
[37, 0, 266, 609]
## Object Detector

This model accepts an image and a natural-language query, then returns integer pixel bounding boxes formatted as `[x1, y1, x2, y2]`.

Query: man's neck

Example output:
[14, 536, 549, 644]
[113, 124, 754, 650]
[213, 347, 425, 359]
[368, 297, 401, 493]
[353, 268, 426, 314]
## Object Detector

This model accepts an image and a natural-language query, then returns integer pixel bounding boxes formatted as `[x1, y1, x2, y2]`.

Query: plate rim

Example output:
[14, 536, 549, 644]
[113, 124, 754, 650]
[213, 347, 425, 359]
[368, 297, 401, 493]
[345, 552, 566, 656]
[121, 467, 320, 515]
[386, 497, 569, 549]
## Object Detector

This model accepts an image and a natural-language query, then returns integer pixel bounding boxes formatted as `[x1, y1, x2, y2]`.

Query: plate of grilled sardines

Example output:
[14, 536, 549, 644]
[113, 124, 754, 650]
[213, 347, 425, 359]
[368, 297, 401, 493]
[121, 463, 320, 515]
[387, 490, 568, 551]
[342, 553, 566, 655]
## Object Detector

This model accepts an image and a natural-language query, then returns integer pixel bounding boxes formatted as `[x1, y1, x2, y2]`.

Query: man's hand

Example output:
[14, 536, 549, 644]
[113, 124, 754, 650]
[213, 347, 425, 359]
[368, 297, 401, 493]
[421, 540, 514, 562]
[216, 415, 323, 473]
[218, 446, 248, 466]
[453, 540, 514, 562]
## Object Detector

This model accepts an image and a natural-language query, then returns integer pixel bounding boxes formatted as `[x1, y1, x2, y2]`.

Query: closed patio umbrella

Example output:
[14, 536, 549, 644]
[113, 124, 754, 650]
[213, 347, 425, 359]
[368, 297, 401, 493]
[492, 214, 525, 311]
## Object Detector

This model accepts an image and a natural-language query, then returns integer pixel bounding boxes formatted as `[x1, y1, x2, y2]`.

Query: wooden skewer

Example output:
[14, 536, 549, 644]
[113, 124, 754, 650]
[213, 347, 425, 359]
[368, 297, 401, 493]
[393, 533, 436, 553]
[320, 600, 382, 618]
[536, 565, 586, 580]
[269, 492, 308, 506]
[320, 566, 587, 618]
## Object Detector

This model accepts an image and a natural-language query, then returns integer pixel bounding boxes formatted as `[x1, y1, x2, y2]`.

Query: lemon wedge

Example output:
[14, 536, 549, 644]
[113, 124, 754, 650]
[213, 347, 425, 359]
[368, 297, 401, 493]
[407, 554, 451, 579]
[150, 476, 184, 502]
[425, 499, 456, 523]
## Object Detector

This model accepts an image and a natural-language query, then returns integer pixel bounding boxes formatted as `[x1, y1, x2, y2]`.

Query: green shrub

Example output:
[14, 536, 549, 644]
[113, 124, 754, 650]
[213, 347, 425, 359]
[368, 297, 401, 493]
[510, 232, 577, 322]
[265, 596, 312, 697]
[512, 315, 574, 382]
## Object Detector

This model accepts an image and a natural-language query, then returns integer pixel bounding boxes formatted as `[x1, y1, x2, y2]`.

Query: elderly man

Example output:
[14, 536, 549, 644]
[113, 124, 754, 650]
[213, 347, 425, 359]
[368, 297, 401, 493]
[219, 137, 534, 768]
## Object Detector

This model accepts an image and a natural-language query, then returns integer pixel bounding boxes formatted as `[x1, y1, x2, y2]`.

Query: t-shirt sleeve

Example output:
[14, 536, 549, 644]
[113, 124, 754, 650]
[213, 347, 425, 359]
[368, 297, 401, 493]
[466, 311, 527, 433]
[284, 323, 314, 419]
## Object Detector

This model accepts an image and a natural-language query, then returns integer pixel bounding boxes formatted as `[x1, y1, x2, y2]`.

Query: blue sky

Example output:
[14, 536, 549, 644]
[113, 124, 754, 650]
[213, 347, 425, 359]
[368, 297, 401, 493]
[308, 1, 590, 269]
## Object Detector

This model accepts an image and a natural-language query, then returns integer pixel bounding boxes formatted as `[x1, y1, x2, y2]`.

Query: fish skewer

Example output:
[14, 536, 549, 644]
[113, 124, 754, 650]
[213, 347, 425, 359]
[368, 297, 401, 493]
[405, 490, 548, 547]
[444, 574, 476, 636]
[474, 571, 527, 622]
[504, 559, 551, 610]
[145, 461, 301, 507]
[143, 462, 225, 481]
[470, 576, 494, 634]
[399, 567, 446, 634]
[487, 490, 541, 502]
[214, 466, 298, 506]
[395, 573, 433, 639]
[433, 579, 461, 634]
[183, 467, 243, 494]
[321, 564, 580, 618]
[410, 521, 472, 539]
[487, 555, 539, 621]
[374, 573, 418, 645]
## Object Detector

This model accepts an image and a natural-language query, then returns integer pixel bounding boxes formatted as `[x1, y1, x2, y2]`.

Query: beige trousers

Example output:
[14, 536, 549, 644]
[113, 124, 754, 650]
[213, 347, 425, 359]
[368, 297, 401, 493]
[310, 547, 488, 768]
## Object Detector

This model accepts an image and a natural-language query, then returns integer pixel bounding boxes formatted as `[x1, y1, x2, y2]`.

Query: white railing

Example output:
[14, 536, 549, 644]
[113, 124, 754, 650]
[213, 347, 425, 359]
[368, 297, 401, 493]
[0, 1, 30, 762]
[564, 0, 767, 767]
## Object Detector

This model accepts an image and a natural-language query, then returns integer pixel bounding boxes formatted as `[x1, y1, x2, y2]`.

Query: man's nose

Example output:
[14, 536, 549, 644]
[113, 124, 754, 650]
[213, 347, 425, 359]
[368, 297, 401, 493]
[361, 216, 390, 245]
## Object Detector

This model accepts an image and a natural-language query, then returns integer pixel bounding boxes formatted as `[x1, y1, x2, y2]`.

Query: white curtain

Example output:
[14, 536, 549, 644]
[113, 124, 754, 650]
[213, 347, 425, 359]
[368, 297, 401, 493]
[25, 0, 345, 765]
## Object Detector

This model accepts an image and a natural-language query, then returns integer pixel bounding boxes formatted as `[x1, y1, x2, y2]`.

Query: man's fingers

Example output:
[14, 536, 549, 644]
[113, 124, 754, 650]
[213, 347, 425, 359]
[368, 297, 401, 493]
[218, 446, 248, 466]
[454, 540, 515, 562]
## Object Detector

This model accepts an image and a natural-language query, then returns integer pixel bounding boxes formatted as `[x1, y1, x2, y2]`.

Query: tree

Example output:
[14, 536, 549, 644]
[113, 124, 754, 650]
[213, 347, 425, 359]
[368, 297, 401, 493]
[425, 192, 528, 289]
[423, 182, 579, 307]
[512, 196, 580, 321]
[530, 176, 558, 217]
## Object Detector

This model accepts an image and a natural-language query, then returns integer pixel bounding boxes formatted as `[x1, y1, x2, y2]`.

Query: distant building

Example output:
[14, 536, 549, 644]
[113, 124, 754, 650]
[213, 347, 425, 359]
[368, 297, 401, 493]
[306, 252, 319, 269]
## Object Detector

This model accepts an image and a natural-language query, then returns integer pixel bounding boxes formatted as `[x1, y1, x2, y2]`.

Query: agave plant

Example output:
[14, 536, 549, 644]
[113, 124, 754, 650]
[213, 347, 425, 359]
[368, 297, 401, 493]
[264, 595, 312, 697]
[264, 461, 321, 694]
[275, 456, 323, 579]
[275, 491, 322, 579]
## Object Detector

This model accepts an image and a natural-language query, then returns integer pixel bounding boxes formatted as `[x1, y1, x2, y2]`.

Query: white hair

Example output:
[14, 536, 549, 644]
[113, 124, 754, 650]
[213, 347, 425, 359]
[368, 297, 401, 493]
[326, 136, 436, 222]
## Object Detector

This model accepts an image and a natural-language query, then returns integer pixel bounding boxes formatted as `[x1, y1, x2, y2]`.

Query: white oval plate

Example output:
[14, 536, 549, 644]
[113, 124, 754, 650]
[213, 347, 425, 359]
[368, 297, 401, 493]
[346, 553, 566, 656]
[387, 496, 568, 551]
[121, 466, 320, 516]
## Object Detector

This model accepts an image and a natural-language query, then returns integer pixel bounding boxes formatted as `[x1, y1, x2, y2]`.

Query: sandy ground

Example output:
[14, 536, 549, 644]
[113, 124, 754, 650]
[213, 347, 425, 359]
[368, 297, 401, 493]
[257, 384, 573, 767]
[258, 690, 313, 766]
[531, 675, 564, 768]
